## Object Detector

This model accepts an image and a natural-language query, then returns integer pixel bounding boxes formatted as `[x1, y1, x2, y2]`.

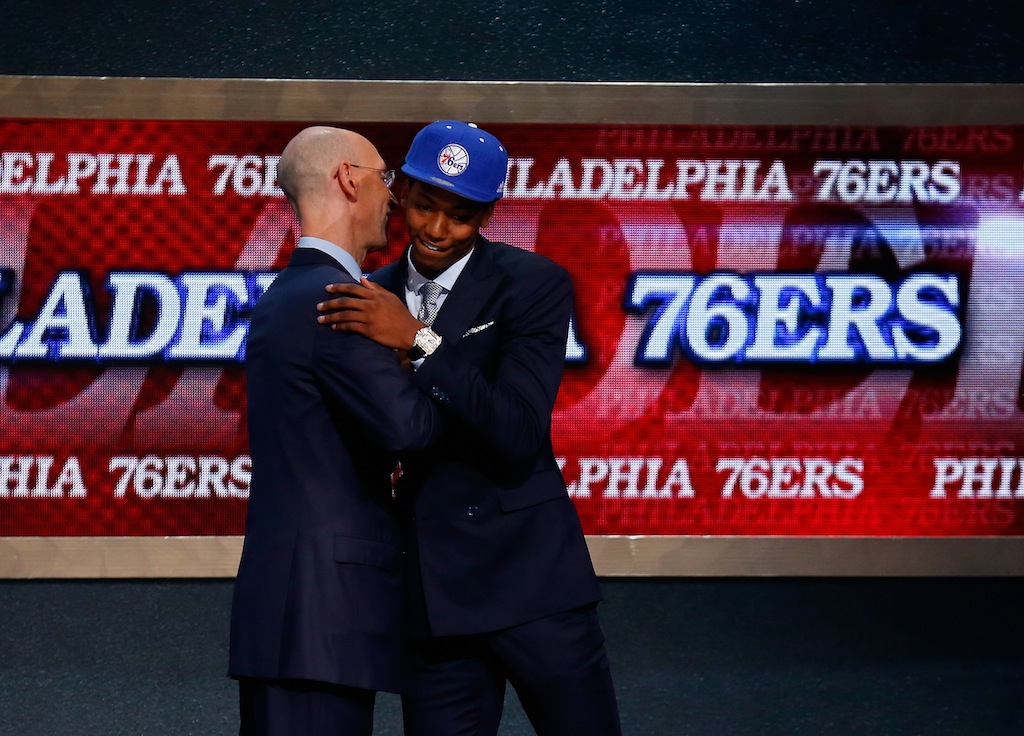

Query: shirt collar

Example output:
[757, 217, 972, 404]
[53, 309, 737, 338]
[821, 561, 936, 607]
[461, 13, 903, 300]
[297, 236, 363, 282]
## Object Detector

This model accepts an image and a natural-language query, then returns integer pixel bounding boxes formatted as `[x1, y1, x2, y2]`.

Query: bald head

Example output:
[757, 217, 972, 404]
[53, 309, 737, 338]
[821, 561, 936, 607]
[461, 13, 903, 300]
[276, 126, 394, 261]
[277, 126, 377, 221]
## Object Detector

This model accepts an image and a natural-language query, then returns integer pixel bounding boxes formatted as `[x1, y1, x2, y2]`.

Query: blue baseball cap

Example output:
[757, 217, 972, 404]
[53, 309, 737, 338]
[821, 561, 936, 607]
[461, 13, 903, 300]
[401, 120, 509, 203]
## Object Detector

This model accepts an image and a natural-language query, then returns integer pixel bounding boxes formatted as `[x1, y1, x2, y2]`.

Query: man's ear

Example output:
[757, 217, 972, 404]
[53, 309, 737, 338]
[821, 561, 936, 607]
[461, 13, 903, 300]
[334, 162, 359, 201]
[398, 178, 413, 206]
[479, 203, 496, 229]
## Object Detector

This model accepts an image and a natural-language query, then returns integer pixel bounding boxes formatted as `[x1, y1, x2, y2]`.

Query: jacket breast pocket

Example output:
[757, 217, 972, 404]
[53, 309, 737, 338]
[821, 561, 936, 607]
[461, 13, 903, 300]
[333, 534, 402, 571]
[454, 322, 499, 358]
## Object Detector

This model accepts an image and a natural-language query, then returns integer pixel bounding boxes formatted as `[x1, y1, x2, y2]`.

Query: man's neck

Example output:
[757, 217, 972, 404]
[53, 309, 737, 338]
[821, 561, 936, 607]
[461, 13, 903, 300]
[303, 223, 366, 265]
[298, 236, 364, 281]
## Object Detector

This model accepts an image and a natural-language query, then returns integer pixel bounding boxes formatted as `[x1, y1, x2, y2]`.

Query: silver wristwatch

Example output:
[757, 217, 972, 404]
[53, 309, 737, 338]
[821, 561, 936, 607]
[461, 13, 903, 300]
[407, 326, 442, 360]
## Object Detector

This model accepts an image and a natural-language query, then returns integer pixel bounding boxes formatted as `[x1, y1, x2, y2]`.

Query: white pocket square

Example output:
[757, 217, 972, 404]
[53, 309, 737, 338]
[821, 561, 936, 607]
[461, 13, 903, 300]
[462, 321, 494, 338]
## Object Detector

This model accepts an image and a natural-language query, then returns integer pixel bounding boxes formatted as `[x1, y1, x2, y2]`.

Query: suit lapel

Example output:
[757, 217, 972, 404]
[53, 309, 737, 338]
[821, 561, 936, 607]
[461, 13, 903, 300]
[371, 251, 409, 299]
[431, 238, 502, 345]
[374, 240, 503, 345]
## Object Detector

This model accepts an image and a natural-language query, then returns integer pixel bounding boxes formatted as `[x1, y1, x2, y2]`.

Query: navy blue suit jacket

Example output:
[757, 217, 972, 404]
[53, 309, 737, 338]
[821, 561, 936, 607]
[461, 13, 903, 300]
[373, 236, 601, 637]
[229, 247, 441, 693]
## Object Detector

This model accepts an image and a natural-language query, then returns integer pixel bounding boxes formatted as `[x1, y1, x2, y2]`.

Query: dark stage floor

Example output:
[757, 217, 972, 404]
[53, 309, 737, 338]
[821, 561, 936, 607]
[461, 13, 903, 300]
[1, 577, 1022, 735]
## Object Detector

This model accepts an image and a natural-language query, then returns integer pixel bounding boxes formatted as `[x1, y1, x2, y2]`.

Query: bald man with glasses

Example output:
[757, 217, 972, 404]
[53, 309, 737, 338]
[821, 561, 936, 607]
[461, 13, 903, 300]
[229, 126, 441, 736]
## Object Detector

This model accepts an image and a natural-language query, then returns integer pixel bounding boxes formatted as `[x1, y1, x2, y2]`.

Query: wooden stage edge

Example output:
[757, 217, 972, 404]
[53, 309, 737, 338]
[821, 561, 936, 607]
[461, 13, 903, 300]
[1, 536, 1022, 578]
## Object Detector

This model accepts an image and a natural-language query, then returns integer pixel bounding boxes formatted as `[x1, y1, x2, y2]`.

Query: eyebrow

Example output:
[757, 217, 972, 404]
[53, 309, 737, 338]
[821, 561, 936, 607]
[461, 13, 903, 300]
[424, 192, 484, 214]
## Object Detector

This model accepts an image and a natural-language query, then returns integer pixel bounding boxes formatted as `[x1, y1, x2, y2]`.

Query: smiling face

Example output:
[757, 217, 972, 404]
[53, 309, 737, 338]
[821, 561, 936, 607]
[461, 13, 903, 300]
[403, 179, 494, 279]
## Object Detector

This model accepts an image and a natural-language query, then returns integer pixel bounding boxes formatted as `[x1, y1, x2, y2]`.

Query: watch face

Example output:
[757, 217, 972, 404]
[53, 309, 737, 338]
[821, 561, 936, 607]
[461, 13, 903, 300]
[413, 327, 442, 359]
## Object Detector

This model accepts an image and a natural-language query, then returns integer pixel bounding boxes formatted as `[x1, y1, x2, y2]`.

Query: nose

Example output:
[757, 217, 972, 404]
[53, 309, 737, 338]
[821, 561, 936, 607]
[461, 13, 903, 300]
[424, 212, 448, 241]
[388, 190, 398, 208]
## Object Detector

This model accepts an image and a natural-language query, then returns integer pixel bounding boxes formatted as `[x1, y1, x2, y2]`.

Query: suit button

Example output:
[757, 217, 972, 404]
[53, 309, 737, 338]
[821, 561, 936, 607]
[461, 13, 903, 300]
[429, 386, 447, 399]
[467, 506, 478, 517]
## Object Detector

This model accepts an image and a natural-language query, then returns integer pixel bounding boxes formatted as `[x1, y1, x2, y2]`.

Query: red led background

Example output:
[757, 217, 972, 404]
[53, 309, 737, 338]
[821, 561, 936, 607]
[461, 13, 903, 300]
[1, 119, 1023, 536]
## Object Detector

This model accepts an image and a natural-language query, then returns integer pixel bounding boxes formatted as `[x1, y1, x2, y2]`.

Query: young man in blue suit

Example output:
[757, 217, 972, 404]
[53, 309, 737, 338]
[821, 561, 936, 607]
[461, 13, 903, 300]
[318, 121, 622, 736]
[229, 126, 442, 736]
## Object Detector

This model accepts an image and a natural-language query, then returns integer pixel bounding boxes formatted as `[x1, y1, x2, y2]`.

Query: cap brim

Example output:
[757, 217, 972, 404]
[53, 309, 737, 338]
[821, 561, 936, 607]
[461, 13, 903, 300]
[401, 163, 500, 203]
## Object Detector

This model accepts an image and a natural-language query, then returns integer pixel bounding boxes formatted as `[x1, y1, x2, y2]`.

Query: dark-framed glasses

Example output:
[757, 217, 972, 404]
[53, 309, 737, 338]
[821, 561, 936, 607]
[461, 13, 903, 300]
[350, 163, 396, 189]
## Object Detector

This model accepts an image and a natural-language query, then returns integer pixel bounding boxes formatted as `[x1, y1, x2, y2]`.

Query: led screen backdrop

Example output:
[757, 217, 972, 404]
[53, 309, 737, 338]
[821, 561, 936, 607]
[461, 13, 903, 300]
[1, 79, 1023, 575]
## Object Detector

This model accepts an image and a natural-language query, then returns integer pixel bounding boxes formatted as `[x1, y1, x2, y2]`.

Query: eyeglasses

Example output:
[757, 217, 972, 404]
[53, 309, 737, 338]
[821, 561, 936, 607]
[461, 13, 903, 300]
[349, 163, 396, 189]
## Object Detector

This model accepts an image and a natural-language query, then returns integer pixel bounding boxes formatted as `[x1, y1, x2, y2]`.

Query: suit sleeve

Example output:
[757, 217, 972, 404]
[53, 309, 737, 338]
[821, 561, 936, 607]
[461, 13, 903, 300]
[412, 261, 571, 462]
[313, 323, 443, 452]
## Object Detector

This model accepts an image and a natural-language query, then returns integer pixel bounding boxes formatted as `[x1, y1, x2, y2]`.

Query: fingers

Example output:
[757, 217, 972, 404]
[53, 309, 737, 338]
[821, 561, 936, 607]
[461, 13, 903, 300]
[359, 277, 388, 293]
[330, 320, 360, 331]
[316, 299, 368, 324]
[316, 293, 371, 311]
[324, 282, 369, 295]
[329, 321, 370, 334]
[317, 312, 361, 325]
[320, 310, 370, 328]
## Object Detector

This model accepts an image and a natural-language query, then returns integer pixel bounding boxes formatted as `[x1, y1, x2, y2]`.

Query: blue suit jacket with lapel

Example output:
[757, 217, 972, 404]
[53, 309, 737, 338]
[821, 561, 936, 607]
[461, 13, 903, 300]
[372, 236, 602, 637]
[229, 247, 442, 692]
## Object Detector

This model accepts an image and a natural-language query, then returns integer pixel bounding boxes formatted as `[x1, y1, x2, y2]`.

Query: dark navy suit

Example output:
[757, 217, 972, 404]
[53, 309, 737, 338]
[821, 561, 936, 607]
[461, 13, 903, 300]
[373, 236, 619, 735]
[229, 246, 441, 730]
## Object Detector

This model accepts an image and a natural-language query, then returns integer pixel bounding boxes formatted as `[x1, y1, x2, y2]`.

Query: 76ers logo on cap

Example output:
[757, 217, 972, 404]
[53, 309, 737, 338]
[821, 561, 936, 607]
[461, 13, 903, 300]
[437, 144, 470, 176]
